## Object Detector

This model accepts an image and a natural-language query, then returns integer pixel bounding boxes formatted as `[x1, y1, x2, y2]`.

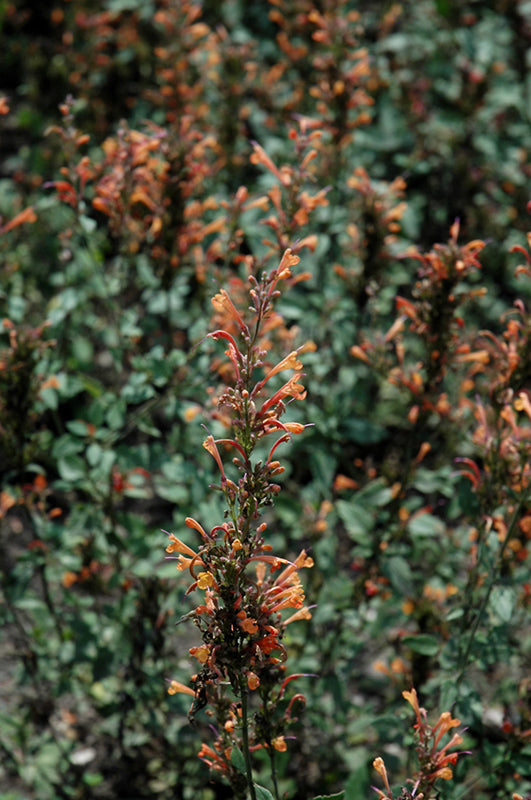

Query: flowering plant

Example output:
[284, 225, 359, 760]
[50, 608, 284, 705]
[373, 688, 464, 800]
[166, 249, 314, 800]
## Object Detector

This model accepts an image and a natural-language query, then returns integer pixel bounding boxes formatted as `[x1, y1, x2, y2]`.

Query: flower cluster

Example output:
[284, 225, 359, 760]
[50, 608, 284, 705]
[352, 221, 485, 419]
[268, 0, 375, 150]
[249, 116, 329, 258]
[166, 249, 313, 797]
[453, 234, 531, 589]
[335, 167, 408, 306]
[373, 688, 464, 800]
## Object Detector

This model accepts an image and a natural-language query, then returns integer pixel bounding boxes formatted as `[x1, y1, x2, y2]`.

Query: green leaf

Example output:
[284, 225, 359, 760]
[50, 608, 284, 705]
[336, 500, 372, 545]
[153, 481, 189, 504]
[80, 374, 104, 398]
[137, 418, 162, 438]
[383, 555, 413, 596]
[39, 386, 59, 410]
[408, 513, 445, 539]
[312, 793, 345, 800]
[489, 586, 516, 624]
[82, 772, 104, 788]
[402, 634, 440, 656]
[66, 420, 93, 437]
[57, 454, 86, 482]
[254, 785, 275, 800]
[230, 746, 246, 774]
[86, 442, 103, 467]
[446, 607, 464, 621]
[79, 214, 97, 233]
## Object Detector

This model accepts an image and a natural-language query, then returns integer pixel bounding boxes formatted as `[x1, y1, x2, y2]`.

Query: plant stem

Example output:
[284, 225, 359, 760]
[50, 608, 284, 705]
[456, 488, 529, 688]
[268, 748, 281, 800]
[239, 676, 257, 800]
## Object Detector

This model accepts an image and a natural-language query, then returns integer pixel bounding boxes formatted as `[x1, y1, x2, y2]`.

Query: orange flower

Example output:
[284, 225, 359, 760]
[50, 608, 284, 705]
[333, 474, 359, 491]
[373, 757, 391, 794]
[165, 532, 204, 572]
[247, 672, 260, 690]
[271, 735, 287, 752]
[402, 687, 422, 725]
[198, 742, 231, 774]
[255, 628, 280, 655]
[432, 711, 461, 747]
[0, 490, 16, 517]
[202, 435, 226, 479]
[168, 680, 195, 697]
[1, 206, 37, 235]
[276, 247, 300, 278]
[62, 571, 78, 589]
[260, 375, 307, 415]
[197, 571, 217, 590]
[282, 606, 312, 626]
[189, 645, 210, 663]
[211, 289, 246, 332]
[185, 516, 209, 539]
[165, 533, 199, 558]
[250, 142, 291, 186]
[260, 350, 303, 384]
[237, 610, 259, 634]
[263, 550, 313, 613]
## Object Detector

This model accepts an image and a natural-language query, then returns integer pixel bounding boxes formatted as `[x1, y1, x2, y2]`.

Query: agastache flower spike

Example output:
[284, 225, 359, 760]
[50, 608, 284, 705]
[165, 250, 312, 799]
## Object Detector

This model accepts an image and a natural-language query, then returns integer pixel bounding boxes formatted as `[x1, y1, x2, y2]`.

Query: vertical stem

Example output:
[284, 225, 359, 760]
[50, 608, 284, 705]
[37, 562, 64, 640]
[455, 489, 529, 688]
[268, 748, 281, 800]
[239, 676, 257, 800]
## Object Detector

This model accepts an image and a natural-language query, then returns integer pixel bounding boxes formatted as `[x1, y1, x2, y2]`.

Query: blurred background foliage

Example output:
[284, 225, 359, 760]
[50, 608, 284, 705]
[1, 0, 531, 798]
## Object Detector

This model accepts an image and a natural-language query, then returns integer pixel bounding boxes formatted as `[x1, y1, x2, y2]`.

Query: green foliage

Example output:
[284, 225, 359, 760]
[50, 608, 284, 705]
[1, 1, 531, 799]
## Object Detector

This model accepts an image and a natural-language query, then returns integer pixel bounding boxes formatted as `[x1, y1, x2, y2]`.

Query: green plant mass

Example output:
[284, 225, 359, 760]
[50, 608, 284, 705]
[1, 1, 531, 799]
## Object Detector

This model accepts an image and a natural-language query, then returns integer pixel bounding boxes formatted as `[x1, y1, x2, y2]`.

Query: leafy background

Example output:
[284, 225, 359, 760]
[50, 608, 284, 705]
[1, 1, 531, 798]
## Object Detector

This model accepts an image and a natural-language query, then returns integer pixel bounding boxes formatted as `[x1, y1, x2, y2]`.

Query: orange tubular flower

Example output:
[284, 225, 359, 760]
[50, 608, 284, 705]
[263, 551, 314, 614]
[271, 736, 287, 752]
[202, 435, 227, 479]
[211, 289, 247, 332]
[207, 330, 242, 379]
[190, 644, 211, 664]
[255, 627, 281, 656]
[185, 516, 210, 540]
[432, 711, 461, 748]
[250, 141, 291, 186]
[264, 419, 306, 435]
[373, 757, 391, 795]
[258, 349, 304, 385]
[168, 680, 195, 697]
[402, 687, 423, 726]
[276, 247, 300, 278]
[198, 742, 231, 774]
[197, 571, 217, 590]
[0, 206, 37, 235]
[165, 532, 201, 558]
[281, 606, 312, 626]
[259, 375, 307, 416]
[247, 671, 260, 690]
